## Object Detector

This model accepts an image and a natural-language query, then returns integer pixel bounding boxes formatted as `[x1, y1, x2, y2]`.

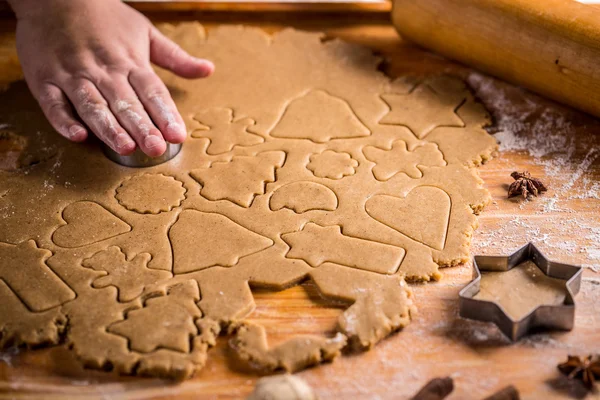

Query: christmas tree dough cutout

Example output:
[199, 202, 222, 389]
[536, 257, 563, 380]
[190, 151, 286, 208]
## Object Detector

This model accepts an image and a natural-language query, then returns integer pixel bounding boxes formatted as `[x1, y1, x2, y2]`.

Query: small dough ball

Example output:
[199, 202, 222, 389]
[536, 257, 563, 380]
[247, 374, 317, 400]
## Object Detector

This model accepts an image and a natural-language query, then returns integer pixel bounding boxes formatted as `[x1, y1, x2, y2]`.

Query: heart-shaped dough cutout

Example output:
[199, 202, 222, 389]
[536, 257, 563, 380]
[365, 186, 450, 250]
[52, 201, 131, 248]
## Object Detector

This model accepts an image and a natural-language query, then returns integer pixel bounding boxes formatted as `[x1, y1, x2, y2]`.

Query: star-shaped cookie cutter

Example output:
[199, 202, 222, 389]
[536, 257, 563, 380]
[459, 242, 583, 341]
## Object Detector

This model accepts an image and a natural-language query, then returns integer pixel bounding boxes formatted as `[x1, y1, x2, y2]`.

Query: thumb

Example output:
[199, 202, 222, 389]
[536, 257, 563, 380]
[149, 27, 214, 79]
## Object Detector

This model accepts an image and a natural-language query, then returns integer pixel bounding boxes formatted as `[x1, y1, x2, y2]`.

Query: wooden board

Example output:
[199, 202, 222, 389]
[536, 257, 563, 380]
[0, 1, 391, 14]
[125, 1, 392, 13]
[0, 11, 599, 400]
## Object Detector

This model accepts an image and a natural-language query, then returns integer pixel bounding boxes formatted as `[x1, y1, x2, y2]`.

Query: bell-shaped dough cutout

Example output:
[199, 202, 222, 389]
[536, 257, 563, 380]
[270, 90, 370, 143]
[270, 181, 338, 213]
[169, 210, 273, 274]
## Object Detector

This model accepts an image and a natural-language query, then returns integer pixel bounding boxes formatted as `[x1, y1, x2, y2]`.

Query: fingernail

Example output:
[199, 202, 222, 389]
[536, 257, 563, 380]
[196, 59, 215, 76]
[200, 59, 215, 68]
[68, 125, 86, 140]
[144, 135, 164, 149]
[166, 121, 186, 140]
[115, 133, 134, 150]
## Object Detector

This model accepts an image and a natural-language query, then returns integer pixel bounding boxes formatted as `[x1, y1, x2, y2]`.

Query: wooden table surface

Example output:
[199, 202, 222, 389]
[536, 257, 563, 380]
[0, 11, 599, 400]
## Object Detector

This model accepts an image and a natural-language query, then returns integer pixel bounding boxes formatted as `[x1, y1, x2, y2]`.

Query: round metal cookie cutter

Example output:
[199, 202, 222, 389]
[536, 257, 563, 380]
[102, 142, 183, 168]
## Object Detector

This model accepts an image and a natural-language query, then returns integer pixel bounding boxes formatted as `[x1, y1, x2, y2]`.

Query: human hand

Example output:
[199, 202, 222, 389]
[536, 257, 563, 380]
[8, 0, 214, 157]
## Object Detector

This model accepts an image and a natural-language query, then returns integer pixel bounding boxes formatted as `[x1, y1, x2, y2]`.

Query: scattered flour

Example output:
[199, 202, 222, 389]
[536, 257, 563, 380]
[588, 248, 600, 260]
[0, 347, 19, 367]
[468, 73, 599, 197]
[468, 73, 600, 273]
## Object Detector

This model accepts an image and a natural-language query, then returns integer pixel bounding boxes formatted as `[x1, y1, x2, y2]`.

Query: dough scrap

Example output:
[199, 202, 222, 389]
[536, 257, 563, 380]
[0, 129, 27, 171]
[230, 322, 347, 373]
[0, 23, 497, 378]
[310, 263, 414, 349]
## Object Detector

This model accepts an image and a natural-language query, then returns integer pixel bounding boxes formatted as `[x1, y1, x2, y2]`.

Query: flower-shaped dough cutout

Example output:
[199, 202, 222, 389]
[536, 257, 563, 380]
[307, 150, 358, 180]
[116, 174, 186, 214]
[363, 140, 446, 181]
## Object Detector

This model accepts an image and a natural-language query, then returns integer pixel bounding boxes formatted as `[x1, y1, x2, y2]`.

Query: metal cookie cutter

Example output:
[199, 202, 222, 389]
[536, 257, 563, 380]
[459, 242, 583, 341]
[102, 142, 182, 168]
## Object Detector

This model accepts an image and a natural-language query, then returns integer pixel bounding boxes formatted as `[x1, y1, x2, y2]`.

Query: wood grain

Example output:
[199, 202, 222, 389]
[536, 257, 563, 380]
[0, 12, 599, 400]
[392, 0, 600, 119]
[126, 1, 391, 13]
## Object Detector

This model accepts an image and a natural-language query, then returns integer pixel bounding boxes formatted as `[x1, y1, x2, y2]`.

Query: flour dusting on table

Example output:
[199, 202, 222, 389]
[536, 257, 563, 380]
[468, 73, 600, 273]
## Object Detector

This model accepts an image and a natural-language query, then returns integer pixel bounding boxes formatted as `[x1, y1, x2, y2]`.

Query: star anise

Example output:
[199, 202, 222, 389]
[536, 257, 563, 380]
[507, 171, 547, 199]
[558, 354, 600, 390]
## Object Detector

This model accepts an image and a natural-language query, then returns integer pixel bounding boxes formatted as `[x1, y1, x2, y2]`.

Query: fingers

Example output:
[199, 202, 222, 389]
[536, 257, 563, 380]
[97, 75, 167, 157]
[63, 79, 136, 156]
[36, 83, 88, 142]
[149, 27, 214, 79]
[34, 28, 206, 156]
[129, 70, 187, 144]
[52, 72, 181, 156]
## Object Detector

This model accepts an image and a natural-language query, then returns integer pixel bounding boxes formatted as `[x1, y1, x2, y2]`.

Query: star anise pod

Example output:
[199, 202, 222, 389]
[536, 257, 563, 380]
[507, 171, 547, 199]
[558, 354, 600, 390]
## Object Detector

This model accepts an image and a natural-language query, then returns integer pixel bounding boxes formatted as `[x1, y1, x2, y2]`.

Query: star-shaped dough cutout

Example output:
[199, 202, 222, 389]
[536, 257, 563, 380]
[379, 84, 464, 139]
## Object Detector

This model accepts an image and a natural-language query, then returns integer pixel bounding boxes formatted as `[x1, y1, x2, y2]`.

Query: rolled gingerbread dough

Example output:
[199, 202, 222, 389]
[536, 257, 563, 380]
[0, 22, 497, 379]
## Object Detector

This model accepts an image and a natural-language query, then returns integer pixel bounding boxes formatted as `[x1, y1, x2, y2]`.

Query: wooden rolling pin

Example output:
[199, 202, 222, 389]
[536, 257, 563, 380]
[392, 0, 600, 118]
